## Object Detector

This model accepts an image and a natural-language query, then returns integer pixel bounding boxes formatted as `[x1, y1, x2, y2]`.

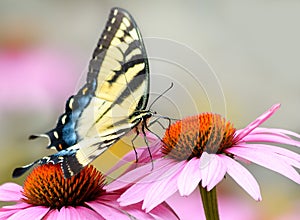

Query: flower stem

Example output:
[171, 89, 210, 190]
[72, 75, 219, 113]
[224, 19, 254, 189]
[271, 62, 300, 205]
[199, 185, 219, 220]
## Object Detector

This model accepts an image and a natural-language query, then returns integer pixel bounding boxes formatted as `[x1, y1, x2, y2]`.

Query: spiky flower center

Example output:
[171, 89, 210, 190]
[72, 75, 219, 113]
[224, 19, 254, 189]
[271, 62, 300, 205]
[162, 113, 236, 161]
[22, 164, 105, 209]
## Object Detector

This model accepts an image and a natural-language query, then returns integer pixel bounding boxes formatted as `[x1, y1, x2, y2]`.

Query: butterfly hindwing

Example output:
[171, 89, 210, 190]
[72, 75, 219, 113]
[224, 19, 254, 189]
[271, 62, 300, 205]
[13, 7, 150, 178]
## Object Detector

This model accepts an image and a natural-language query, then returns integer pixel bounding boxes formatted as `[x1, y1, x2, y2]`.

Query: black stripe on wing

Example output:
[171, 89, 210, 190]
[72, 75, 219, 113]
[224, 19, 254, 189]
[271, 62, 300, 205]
[14, 8, 151, 179]
[41, 7, 148, 152]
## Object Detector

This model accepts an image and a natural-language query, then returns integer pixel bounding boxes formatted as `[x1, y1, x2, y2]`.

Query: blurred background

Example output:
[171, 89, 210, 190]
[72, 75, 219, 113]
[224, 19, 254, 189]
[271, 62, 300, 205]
[0, 0, 299, 218]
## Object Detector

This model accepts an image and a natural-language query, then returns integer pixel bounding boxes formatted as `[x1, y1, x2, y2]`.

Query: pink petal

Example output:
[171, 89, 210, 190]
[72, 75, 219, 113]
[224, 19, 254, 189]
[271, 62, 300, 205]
[75, 206, 105, 220]
[0, 183, 23, 201]
[0, 203, 31, 220]
[43, 209, 59, 220]
[177, 158, 201, 196]
[206, 155, 227, 191]
[7, 206, 50, 220]
[200, 152, 226, 189]
[86, 200, 129, 219]
[0, 209, 16, 220]
[52, 206, 101, 220]
[219, 155, 261, 200]
[56, 207, 81, 220]
[106, 147, 146, 175]
[234, 104, 280, 142]
[118, 182, 153, 206]
[105, 158, 174, 191]
[166, 190, 205, 220]
[122, 204, 154, 220]
[227, 146, 300, 183]
[255, 127, 300, 140]
[1, 202, 31, 210]
[243, 130, 300, 148]
[143, 161, 185, 212]
[235, 143, 300, 168]
[150, 203, 179, 220]
[119, 160, 179, 206]
[138, 140, 163, 161]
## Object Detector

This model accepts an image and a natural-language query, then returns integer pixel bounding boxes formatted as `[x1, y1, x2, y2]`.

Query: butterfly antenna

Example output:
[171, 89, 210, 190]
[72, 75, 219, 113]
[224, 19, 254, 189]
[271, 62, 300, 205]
[149, 82, 174, 110]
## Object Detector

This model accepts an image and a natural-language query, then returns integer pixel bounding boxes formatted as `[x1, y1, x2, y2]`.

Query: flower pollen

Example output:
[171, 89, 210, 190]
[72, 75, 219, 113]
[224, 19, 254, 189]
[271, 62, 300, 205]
[22, 164, 105, 209]
[162, 113, 236, 160]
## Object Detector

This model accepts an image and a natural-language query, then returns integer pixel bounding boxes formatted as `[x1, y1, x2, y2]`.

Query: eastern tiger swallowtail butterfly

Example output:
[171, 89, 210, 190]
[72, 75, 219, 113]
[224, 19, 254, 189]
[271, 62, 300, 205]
[13, 7, 152, 178]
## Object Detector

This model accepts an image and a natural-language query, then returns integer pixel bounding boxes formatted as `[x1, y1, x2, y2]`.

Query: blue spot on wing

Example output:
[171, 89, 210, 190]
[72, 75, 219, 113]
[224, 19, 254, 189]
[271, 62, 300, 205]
[62, 81, 96, 146]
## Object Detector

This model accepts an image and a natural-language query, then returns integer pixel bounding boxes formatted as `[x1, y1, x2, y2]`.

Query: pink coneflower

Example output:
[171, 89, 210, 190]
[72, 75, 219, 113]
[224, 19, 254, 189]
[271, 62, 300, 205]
[106, 104, 300, 212]
[0, 164, 177, 219]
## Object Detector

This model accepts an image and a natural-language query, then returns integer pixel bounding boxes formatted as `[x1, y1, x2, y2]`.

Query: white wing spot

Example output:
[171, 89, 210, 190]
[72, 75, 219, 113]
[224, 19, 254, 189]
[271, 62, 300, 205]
[107, 26, 112, 32]
[69, 98, 74, 109]
[113, 9, 118, 16]
[122, 17, 131, 27]
[61, 115, 67, 124]
[53, 131, 59, 139]
[111, 17, 116, 24]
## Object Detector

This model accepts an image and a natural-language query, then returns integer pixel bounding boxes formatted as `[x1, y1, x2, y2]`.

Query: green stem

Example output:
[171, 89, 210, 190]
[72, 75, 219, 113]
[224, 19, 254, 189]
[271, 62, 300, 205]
[199, 185, 219, 220]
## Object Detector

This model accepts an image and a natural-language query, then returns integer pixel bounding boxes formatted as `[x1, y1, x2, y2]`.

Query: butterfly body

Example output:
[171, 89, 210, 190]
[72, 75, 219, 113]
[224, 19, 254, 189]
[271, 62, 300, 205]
[13, 7, 151, 178]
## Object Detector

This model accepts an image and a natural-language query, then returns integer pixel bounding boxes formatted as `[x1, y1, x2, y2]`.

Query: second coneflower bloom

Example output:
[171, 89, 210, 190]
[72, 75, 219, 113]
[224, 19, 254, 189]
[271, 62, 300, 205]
[106, 104, 300, 212]
[0, 164, 177, 219]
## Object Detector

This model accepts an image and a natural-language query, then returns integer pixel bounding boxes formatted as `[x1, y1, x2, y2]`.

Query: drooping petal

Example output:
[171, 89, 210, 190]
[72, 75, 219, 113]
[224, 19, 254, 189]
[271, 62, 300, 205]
[56, 206, 82, 220]
[206, 155, 227, 191]
[234, 143, 300, 168]
[200, 152, 226, 190]
[219, 155, 261, 200]
[0, 183, 23, 201]
[0, 203, 31, 220]
[105, 158, 174, 191]
[118, 182, 157, 206]
[242, 129, 300, 148]
[86, 200, 127, 219]
[142, 161, 186, 212]
[122, 203, 154, 220]
[55, 206, 103, 220]
[118, 160, 181, 207]
[254, 127, 300, 140]
[234, 104, 280, 142]
[76, 206, 104, 220]
[0, 203, 31, 210]
[150, 203, 179, 220]
[6, 206, 50, 220]
[177, 158, 201, 196]
[226, 146, 300, 183]
[199, 152, 213, 188]
[43, 209, 60, 220]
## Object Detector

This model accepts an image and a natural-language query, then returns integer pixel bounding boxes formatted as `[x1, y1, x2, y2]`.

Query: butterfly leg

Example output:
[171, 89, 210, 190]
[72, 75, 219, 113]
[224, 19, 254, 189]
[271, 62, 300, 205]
[141, 120, 154, 170]
[131, 129, 140, 163]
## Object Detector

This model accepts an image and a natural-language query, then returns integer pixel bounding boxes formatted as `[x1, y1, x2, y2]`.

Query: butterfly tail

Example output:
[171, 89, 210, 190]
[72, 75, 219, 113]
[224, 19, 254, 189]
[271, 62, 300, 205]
[12, 162, 36, 178]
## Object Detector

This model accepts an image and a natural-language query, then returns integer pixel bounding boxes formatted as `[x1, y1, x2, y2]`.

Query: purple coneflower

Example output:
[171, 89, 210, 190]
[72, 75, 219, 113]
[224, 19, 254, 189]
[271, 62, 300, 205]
[0, 164, 177, 219]
[106, 104, 300, 213]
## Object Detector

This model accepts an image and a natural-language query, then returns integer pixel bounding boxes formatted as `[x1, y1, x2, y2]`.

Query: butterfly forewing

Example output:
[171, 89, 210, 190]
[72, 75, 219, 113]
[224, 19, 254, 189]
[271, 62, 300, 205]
[13, 7, 150, 178]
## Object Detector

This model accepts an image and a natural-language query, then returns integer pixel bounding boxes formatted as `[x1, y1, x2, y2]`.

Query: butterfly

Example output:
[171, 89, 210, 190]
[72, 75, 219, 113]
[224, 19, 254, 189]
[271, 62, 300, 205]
[13, 7, 152, 178]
